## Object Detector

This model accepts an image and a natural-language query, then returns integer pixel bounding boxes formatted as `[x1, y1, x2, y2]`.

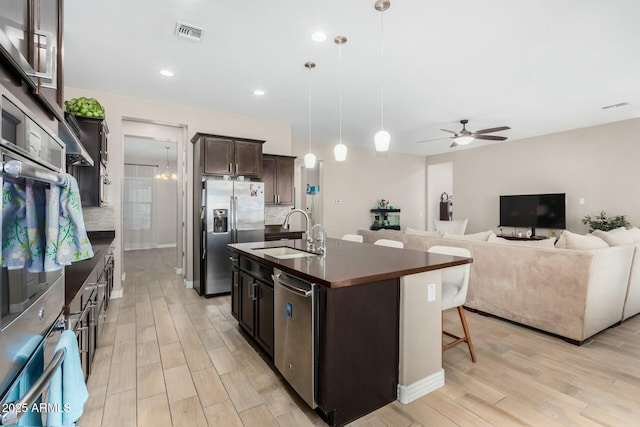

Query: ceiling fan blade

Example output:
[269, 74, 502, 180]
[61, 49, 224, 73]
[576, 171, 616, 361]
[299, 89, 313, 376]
[440, 129, 457, 135]
[474, 126, 511, 134]
[474, 134, 508, 141]
[416, 136, 452, 144]
[449, 141, 458, 148]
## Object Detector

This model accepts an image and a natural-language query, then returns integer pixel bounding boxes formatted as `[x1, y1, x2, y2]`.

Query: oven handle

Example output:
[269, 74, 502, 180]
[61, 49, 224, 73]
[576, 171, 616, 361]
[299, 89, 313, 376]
[0, 348, 66, 426]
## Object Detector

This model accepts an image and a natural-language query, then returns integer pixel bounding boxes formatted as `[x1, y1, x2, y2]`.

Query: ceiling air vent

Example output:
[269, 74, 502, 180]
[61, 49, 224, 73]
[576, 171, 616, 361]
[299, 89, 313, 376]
[175, 22, 204, 41]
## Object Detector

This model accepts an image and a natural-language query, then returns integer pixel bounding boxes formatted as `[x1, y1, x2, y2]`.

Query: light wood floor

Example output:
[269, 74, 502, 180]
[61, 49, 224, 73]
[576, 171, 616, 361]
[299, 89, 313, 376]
[79, 248, 640, 426]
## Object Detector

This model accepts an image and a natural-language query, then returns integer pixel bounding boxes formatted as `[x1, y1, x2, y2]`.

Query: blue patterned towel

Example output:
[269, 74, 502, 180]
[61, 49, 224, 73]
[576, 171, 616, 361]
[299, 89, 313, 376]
[45, 174, 93, 270]
[2, 181, 29, 270]
[26, 183, 46, 272]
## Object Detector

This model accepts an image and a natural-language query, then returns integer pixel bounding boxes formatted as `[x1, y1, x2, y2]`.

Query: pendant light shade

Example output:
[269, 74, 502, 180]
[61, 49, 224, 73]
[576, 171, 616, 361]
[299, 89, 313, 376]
[304, 152, 317, 168]
[374, 129, 391, 152]
[304, 61, 316, 169]
[333, 36, 348, 162]
[333, 143, 347, 161]
[374, 0, 391, 152]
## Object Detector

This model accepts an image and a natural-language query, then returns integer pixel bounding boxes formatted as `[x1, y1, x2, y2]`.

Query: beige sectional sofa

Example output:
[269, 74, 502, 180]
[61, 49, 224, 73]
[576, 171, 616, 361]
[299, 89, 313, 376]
[357, 228, 637, 344]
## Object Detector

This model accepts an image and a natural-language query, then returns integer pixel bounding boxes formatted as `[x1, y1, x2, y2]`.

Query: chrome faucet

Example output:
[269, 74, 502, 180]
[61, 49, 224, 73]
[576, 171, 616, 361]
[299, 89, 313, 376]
[283, 209, 312, 244]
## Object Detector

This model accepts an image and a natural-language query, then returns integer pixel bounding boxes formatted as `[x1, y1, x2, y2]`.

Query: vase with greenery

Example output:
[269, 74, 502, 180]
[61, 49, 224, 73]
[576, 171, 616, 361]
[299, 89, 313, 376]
[581, 211, 631, 232]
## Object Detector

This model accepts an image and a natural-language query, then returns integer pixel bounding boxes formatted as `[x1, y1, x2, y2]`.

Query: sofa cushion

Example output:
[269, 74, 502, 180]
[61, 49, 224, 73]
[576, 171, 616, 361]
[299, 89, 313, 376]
[625, 227, 640, 243]
[442, 230, 493, 241]
[488, 234, 556, 248]
[555, 230, 609, 250]
[405, 227, 441, 237]
[592, 228, 635, 246]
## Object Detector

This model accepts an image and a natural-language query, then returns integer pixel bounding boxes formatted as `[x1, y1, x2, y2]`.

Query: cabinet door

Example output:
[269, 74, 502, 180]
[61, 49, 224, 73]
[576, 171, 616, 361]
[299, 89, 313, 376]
[276, 156, 295, 205]
[238, 272, 255, 335]
[256, 281, 274, 357]
[204, 137, 234, 175]
[231, 267, 240, 320]
[234, 140, 262, 177]
[262, 155, 277, 204]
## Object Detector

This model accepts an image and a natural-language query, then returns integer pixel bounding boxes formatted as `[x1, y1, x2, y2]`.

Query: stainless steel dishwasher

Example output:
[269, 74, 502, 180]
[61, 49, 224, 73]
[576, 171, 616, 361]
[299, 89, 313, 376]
[272, 269, 317, 408]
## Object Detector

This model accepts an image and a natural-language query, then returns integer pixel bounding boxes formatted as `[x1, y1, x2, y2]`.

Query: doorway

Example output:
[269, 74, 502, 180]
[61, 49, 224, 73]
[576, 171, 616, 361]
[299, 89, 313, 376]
[121, 119, 187, 279]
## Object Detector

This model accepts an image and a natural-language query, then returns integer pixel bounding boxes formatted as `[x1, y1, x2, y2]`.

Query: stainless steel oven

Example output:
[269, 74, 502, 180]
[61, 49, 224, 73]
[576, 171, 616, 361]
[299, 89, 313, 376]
[0, 87, 66, 423]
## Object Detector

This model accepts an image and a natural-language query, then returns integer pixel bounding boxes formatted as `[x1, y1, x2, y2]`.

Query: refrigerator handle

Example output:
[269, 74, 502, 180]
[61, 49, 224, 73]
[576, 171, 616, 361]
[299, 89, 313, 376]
[233, 196, 239, 242]
[229, 196, 235, 242]
[202, 222, 207, 260]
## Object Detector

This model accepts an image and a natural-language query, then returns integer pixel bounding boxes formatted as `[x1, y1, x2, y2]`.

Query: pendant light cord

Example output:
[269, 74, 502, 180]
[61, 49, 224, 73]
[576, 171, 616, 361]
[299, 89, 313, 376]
[380, 8, 385, 130]
[308, 67, 312, 152]
[339, 43, 343, 144]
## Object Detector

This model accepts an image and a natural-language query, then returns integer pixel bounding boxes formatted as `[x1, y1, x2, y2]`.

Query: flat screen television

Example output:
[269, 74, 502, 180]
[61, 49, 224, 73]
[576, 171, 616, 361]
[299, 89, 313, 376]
[499, 193, 566, 231]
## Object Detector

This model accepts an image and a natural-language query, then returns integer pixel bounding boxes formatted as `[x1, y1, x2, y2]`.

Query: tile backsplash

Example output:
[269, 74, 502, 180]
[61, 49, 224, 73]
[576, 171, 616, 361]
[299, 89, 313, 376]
[265, 205, 293, 225]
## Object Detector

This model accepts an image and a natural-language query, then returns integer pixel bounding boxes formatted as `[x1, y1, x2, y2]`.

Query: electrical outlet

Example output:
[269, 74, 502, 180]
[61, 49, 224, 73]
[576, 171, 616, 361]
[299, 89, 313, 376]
[427, 283, 436, 302]
[579, 198, 585, 205]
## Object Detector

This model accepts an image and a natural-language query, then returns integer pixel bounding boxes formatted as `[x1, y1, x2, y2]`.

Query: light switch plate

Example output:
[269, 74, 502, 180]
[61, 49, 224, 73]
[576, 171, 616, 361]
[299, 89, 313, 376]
[427, 283, 436, 302]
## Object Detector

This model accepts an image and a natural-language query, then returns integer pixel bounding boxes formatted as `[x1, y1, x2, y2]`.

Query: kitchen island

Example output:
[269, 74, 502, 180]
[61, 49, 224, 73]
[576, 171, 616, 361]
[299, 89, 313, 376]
[228, 238, 472, 426]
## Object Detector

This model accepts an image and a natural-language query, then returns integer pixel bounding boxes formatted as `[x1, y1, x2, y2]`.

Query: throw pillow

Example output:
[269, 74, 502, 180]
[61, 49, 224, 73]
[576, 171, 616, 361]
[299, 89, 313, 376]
[488, 234, 556, 248]
[627, 227, 640, 243]
[592, 227, 635, 246]
[556, 230, 609, 250]
[405, 227, 441, 237]
[443, 230, 493, 241]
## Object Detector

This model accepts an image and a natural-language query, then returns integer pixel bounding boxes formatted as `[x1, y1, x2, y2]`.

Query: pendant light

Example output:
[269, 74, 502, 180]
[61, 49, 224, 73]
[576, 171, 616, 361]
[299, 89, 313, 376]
[304, 62, 317, 169]
[333, 36, 348, 162]
[155, 146, 177, 180]
[374, 0, 391, 152]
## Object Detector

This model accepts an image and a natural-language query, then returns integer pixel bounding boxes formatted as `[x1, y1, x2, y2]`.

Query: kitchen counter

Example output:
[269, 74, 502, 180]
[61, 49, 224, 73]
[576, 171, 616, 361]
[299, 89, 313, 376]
[229, 237, 473, 426]
[229, 237, 471, 288]
[64, 230, 115, 307]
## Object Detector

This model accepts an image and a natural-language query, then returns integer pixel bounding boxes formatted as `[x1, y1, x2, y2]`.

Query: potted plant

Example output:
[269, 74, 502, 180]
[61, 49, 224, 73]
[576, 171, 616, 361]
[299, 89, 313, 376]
[581, 211, 631, 232]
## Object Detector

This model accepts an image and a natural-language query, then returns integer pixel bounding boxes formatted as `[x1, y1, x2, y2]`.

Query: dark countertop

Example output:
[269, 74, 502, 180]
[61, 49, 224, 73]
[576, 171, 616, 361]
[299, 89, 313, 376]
[64, 230, 115, 306]
[229, 237, 472, 289]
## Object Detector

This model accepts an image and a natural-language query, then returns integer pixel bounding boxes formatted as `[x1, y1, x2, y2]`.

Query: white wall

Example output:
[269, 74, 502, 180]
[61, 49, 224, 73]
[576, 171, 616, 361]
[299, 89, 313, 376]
[66, 86, 292, 293]
[427, 118, 640, 234]
[293, 140, 428, 238]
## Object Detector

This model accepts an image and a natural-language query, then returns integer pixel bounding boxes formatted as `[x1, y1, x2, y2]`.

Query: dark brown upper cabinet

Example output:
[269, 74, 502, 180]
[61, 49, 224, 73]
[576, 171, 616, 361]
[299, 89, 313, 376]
[263, 154, 295, 205]
[192, 133, 264, 177]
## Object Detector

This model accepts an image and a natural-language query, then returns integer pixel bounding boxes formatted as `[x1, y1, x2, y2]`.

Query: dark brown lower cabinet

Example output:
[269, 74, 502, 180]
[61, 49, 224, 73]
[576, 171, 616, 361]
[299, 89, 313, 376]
[231, 266, 240, 320]
[235, 259, 274, 358]
[315, 278, 400, 427]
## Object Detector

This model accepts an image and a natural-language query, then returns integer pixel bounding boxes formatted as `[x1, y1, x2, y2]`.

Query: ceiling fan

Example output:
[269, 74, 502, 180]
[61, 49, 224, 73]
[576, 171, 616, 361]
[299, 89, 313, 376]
[417, 119, 511, 148]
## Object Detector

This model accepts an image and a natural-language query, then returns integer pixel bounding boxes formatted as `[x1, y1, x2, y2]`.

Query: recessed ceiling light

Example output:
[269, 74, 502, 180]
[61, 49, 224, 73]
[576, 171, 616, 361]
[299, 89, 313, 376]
[160, 69, 174, 77]
[311, 31, 327, 42]
[254, 89, 265, 96]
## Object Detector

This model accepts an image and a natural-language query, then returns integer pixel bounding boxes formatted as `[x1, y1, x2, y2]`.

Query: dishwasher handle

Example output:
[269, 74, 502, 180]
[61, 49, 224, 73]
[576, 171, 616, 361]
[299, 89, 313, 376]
[272, 274, 313, 298]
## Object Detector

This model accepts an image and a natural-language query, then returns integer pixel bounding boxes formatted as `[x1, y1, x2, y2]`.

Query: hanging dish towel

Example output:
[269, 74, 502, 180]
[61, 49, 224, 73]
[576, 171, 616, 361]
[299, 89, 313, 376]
[46, 330, 89, 427]
[25, 182, 47, 273]
[5, 335, 45, 427]
[2, 182, 29, 270]
[44, 174, 93, 271]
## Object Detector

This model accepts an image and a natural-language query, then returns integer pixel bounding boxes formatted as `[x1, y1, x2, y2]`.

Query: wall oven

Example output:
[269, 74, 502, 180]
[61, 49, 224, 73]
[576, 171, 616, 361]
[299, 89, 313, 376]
[0, 88, 66, 424]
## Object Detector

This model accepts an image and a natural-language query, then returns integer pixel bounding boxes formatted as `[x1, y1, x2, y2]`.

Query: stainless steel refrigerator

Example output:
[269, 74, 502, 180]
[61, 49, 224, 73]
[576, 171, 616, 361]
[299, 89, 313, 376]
[199, 179, 264, 296]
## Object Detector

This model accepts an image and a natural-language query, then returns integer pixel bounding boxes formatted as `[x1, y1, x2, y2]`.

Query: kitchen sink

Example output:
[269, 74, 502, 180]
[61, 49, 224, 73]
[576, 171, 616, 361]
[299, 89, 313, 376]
[253, 246, 318, 259]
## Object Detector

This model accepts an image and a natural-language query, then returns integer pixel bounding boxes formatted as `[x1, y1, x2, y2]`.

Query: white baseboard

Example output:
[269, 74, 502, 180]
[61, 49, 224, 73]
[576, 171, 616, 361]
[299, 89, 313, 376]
[110, 289, 123, 299]
[157, 243, 177, 249]
[397, 369, 445, 404]
[184, 280, 194, 289]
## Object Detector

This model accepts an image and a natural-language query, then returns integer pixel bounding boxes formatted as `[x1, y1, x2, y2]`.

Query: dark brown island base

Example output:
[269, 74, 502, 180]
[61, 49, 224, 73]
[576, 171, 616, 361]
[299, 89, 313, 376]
[228, 238, 472, 427]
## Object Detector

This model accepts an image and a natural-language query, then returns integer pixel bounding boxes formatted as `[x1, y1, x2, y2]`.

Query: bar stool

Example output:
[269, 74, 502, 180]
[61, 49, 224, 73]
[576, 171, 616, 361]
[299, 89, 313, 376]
[427, 245, 476, 363]
[374, 239, 404, 248]
[341, 234, 364, 243]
